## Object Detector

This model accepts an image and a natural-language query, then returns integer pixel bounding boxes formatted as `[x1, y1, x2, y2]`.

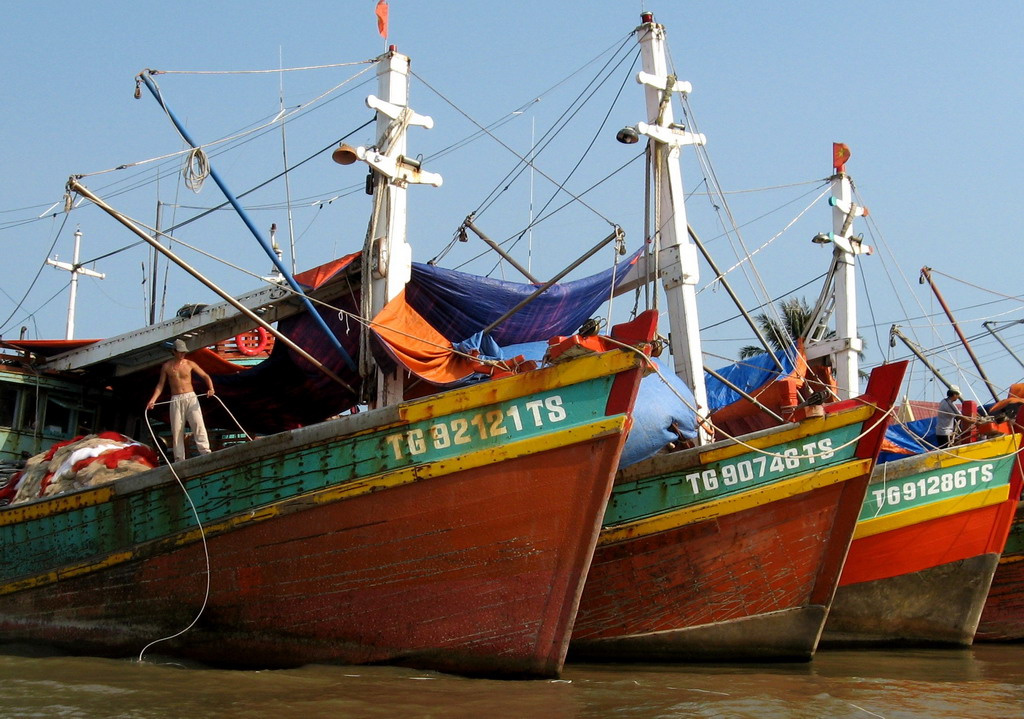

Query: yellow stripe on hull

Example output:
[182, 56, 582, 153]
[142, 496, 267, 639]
[601, 457, 872, 545]
[0, 415, 627, 596]
[0, 486, 116, 527]
[697, 405, 876, 466]
[853, 486, 1011, 539]
[872, 434, 1023, 484]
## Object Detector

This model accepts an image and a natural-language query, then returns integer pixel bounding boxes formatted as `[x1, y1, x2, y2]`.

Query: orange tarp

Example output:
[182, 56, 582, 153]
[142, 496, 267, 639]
[710, 342, 809, 438]
[370, 289, 480, 386]
[990, 383, 1024, 414]
[293, 252, 360, 290]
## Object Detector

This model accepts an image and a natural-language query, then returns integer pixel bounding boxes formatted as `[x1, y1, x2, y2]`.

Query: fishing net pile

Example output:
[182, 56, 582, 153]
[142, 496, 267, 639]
[4, 432, 158, 505]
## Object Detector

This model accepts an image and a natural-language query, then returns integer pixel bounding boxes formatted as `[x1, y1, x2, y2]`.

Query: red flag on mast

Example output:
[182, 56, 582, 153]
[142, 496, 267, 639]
[833, 142, 851, 173]
[376, 1, 389, 38]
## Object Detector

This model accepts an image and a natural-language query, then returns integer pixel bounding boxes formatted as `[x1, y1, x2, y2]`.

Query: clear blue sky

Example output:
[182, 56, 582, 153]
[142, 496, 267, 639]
[3, 1, 1023, 404]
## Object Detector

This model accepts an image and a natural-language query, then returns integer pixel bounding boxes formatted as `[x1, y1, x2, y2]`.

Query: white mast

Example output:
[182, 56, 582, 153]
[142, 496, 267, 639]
[46, 227, 105, 340]
[805, 146, 871, 399]
[634, 13, 711, 443]
[334, 48, 441, 407]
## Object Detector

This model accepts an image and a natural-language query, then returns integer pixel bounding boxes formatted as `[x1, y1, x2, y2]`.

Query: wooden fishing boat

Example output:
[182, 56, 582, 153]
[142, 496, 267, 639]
[821, 275, 1024, 647]
[566, 15, 905, 662]
[822, 428, 1024, 646]
[0, 35, 658, 679]
[977, 501, 1024, 640]
[0, 323, 651, 677]
[571, 362, 903, 661]
[976, 390, 1024, 641]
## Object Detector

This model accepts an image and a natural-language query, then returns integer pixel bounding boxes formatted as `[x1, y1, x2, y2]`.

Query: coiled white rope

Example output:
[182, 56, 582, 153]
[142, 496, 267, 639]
[182, 147, 210, 194]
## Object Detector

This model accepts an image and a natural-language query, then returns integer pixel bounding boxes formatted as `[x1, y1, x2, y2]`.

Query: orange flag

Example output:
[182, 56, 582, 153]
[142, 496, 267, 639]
[376, 0, 389, 38]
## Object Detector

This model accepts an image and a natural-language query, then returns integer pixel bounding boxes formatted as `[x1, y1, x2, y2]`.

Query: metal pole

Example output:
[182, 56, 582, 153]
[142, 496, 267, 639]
[278, 51, 298, 275]
[919, 267, 1000, 402]
[137, 71, 355, 371]
[46, 228, 105, 340]
[151, 201, 162, 325]
[67, 228, 80, 340]
[889, 324, 954, 391]
[482, 229, 621, 335]
[703, 364, 786, 424]
[69, 179, 354, 393]
[464, 217, 539, 283]
[688, 224, 785, 372]
[983, 320, 1024, 371]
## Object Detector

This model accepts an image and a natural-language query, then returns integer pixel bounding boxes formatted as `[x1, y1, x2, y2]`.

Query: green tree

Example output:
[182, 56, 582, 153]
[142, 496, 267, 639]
[738, 297, 822, 359]
[738, 296, 866, 368]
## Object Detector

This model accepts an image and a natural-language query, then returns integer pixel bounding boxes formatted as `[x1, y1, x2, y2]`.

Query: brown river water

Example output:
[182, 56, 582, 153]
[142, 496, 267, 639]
[1, 644, 1022, 718]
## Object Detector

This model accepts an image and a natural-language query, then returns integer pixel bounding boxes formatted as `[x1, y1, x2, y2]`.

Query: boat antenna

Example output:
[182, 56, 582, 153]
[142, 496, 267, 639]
[278, 47, 298, 274]
[46, 227, 106, 340]
[632, 12, 711, 443]
[803, 145, 872, 400]
[331, 48, 442, 406]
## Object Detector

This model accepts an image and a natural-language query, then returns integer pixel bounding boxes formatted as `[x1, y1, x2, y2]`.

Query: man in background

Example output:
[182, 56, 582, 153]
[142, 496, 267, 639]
[936, 385, 967, 448]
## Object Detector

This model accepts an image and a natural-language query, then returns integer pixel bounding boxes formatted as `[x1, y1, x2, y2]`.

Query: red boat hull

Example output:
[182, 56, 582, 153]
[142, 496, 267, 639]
[0, 436, 620, 677]
[570, 362, 906, 661]
[977, 501, 1024, 641]
[825, 434, 1024, 647]
[571, 477, 866, 660]
[826, 507, 1008, 646]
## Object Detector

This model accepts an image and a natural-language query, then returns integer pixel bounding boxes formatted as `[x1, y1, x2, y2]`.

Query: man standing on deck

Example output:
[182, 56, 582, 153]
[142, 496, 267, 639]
[147, 338, 215, 462]
[935, 385, 968, 448]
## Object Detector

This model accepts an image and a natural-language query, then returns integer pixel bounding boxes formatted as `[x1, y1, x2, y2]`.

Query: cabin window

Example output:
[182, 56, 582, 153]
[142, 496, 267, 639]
[0, 386, 17, 428]
[76, 406, 98, 435]
[42, 394, 77, 437]
[22, 391, 37, 431]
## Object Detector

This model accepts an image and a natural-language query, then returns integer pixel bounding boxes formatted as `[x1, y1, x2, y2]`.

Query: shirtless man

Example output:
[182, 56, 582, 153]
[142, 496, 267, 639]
[147, 338, 215, 462]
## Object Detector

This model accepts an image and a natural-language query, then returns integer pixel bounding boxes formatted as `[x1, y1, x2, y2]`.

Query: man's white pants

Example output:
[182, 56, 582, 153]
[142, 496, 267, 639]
[170, 392, 211, 462]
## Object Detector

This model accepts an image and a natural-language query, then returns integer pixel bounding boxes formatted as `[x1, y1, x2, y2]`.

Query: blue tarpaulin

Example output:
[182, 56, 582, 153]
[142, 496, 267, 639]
[621, 358, 698, 467]
[406, 247, 645, 345]
[207, 246, 698, 454]
[705, 347, 797, 412]
[878, 417, 936, 464]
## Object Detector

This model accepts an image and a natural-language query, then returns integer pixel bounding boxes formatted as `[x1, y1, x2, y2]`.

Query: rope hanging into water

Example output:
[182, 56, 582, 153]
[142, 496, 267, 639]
[136, 394, 252, 662]
[138, 404, 211, 662]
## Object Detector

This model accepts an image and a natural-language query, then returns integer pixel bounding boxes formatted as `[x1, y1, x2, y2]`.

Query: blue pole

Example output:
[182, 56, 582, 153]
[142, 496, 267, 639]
[138, 71, 357, 371]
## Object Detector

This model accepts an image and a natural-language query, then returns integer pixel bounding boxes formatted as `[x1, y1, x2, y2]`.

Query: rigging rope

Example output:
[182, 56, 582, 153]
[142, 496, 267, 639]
[147, 60, 375, 75]
[487, 47, 641, 275]
[0, 212, 71, 336]
[82, 63, 376, 181]
[442, 152, 644, 270]
[138, 404, 211, 662]
[182, 147, 210, 194]
[603, 336, 900, 461]
[76, 119, 374, 268]
[411, 70, 618, 228]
